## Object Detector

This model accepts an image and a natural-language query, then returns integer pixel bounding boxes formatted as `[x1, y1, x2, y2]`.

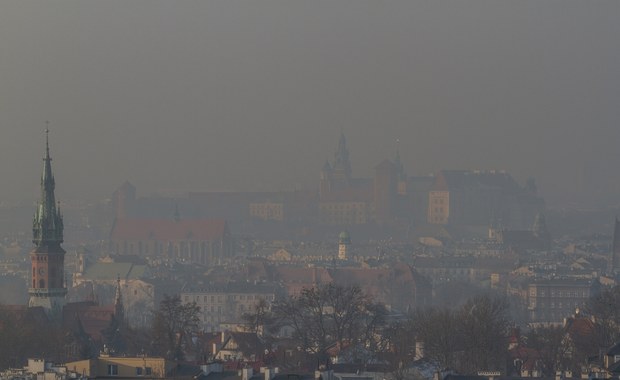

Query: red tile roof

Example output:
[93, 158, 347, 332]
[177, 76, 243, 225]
[111, 218, 228, 241]
[63, 301, 115, 342]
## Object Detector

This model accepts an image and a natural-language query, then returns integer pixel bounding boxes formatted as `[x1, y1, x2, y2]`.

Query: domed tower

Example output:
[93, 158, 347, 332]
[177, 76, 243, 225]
[29, 128, 67, 321]
[338, 230, 351, 260]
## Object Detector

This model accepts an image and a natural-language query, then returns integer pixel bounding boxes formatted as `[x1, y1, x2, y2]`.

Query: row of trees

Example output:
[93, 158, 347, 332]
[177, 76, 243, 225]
[245, 284, 620, 376]
[3, 284, 620, 375]
[243, 285, 512, 374]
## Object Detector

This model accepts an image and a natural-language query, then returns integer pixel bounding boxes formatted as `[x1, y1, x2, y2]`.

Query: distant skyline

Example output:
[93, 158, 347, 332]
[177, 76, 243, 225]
[1, 1, 618, 208]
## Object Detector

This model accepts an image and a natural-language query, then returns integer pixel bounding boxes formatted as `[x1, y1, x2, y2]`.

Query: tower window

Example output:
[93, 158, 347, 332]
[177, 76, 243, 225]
[39, 279, 45, 288]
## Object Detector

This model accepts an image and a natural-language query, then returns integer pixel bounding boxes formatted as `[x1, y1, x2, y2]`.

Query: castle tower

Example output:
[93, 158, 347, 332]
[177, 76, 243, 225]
[338, 230, 351, 260]
[319, 160, 332, 198]
[29, 129, 67, 320]
[331, 132, 352, 183]
[112, 181, 136, 220]
[612, 218, 620, 274]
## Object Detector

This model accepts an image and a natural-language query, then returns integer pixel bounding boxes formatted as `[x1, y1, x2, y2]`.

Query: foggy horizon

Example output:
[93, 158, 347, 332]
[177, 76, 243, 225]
[1, 1, 619, 209]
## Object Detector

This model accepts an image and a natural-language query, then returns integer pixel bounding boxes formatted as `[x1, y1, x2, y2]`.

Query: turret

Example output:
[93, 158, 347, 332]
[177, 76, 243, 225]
[332, 132, 352, 182]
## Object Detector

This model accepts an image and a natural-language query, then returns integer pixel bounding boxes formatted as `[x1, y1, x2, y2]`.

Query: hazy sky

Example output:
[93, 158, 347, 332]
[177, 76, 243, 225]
[1, 1, 618, 207]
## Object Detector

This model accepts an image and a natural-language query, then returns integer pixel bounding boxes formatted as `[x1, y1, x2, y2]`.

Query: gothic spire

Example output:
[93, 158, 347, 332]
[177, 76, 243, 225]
[33, 127, 64, 249]
[332, 132, 351, 179]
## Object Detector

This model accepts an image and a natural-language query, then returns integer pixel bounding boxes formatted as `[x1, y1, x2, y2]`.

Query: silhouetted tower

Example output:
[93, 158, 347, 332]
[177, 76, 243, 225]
[331, 132, 352, 183]
[29, 128, 67, 320]
[112, 181, 136, 220]
[612, 218, 620, 274]
[338, 231, 351, 260]
[319, 160, 332, 198]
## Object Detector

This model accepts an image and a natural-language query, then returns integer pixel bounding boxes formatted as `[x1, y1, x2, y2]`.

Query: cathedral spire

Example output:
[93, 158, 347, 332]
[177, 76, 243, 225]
[332, 132, 351, 181]
[33, 127, 64, 248]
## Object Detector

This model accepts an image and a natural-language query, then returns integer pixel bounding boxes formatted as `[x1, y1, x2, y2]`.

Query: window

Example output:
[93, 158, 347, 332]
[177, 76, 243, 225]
[145, 368, 152, 376]
[107, 365, 118, 376]
[136, 367, 143, 376]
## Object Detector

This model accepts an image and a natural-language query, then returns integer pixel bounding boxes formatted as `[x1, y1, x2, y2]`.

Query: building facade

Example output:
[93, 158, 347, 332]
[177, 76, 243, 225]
[110, 218, 233, 265]
[527, 279, 598, 324]
[181, 282, 278, 332]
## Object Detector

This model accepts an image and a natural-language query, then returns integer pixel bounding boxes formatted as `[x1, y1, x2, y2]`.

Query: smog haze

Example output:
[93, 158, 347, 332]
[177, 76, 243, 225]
[1, 1, 618, 208]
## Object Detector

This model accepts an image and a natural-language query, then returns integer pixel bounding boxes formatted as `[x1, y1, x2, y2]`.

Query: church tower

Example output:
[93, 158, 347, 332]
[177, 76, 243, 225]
[331, 132, 352, 183]
[29, 129, 67, 320]
[338, 230, 351, 260]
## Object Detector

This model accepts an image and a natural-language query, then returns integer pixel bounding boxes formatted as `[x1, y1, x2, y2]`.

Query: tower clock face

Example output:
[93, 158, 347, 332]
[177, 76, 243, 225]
[38, 268, 46, 275]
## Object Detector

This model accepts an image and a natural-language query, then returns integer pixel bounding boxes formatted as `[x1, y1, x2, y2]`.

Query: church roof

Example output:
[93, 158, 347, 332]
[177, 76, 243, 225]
[63, 301, 115, 343]
[111, 218, 228, 241]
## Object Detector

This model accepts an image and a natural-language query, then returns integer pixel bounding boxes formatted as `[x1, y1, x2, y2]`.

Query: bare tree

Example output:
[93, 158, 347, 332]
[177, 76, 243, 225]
[585, 285, 620, 350]
[411, 307, 461, 370]
[151, 294, 200, 361]
[273, 284, 385, 369]
[525, 325, 571, 376]
[241, 297, 282, 339]
[458, 295, 510, 374]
